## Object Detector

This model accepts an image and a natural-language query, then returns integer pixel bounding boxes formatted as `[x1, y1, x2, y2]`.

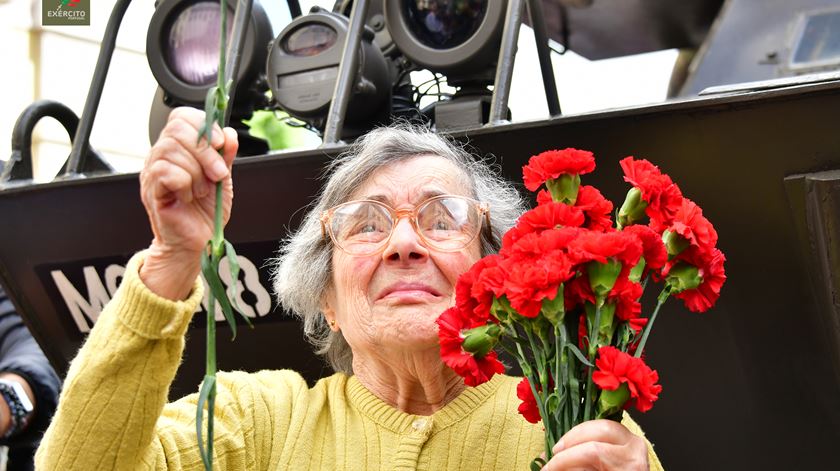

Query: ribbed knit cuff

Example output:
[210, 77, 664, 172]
[113, 250, 204, 339]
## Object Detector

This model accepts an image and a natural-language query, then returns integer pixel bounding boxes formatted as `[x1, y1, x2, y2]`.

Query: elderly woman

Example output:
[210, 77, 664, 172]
[35, 108, 662, 470]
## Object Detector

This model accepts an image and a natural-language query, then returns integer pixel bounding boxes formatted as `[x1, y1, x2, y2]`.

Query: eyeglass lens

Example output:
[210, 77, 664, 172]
[330, 197, 481, 254]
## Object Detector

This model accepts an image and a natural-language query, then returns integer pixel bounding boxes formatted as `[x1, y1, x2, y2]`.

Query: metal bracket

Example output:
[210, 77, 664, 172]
[489, 0, 562, 124]
[322, 0, 370, 144]
[2, 100, 110, 185]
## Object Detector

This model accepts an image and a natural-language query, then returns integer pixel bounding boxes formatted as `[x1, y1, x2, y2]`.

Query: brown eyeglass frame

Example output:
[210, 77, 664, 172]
[320, 195, 491, 255]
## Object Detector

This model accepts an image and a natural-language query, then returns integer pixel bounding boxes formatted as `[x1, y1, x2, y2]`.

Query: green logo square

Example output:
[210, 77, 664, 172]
[42, 0, 90, 26]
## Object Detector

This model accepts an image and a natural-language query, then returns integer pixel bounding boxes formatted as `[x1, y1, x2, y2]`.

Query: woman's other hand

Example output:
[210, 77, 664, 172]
[542, 420, 649, 471]
[139, 107, 238, 300]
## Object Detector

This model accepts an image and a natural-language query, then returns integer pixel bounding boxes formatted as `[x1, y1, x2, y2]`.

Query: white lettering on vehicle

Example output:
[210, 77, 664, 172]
[50, 255, 272, 333]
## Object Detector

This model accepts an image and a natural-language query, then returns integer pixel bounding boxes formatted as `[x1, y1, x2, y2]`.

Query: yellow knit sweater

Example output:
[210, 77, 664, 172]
[35, 252, 664, 470]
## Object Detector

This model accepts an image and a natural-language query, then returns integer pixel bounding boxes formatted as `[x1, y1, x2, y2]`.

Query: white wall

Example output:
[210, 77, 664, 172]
[0, 0, 156, 181]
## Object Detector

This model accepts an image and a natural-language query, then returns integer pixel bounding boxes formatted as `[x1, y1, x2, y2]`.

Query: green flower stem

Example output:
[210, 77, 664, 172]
[196, 0, 231, 469]
[511, 324, 556, 461]
[582, 303, 602, 422]
[212, 182, 224, 253]
[634, 286, 671, 358]
[558, 323, 573, 435]
[205, 295, 216, 465]
[554, 323, 561, 412]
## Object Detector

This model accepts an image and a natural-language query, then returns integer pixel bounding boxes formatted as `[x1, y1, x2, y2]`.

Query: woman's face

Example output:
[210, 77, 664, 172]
[322, 155, 483, 358]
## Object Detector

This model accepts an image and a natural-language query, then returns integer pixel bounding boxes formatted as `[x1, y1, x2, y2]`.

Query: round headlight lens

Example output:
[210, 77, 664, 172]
[284, 24, 338, 57]
[402, 0, 487, 50]
[164, 2, 234, 86]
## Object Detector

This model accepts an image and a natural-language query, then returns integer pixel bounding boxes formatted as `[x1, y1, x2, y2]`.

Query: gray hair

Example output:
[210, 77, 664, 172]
[271, 124, 525, 374]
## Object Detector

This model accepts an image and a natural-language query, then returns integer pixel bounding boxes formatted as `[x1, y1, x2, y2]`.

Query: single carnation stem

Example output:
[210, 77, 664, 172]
[556, 323, 571, 435]
[204, 295, 217, 466]
[634, 286, 671, 358]
[199, 1, 228, 468]
[554, 323, 561, 414]
[583, 303, 603, 422]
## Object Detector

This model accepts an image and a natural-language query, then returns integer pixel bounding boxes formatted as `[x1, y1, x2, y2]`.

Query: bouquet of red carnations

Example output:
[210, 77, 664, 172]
[437, 148, 726, 469]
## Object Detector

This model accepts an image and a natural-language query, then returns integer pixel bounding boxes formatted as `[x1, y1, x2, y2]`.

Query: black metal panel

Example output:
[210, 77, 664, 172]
[2, 81, 840, 468]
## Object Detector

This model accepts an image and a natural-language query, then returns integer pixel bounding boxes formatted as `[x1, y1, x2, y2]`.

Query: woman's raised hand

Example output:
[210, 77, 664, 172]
[139, 107, 238, 300]
[542, 420, 649, 471]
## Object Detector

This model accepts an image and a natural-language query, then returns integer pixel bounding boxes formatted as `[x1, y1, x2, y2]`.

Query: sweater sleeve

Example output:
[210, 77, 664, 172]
[34, 250, 209, 470]
[34, 251, 319, 470]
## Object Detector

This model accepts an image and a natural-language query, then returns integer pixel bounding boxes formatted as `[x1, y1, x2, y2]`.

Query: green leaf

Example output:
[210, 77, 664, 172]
[569, 372, 580, 424]
[196, 374, 216, 471]
[202, 252, 237, 339]
[565, 343, 594, 367]
[199, 86, 219, 146]
[552, 390, 567, 421]
[531, 456, 547, 471]
[497, 340, 519, 358]
[223, 240, 253, 328]
[242, 110, 309, 151]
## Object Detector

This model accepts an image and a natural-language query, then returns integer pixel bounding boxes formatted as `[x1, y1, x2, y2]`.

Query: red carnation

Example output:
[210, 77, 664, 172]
[437, 307, 505, 386]
[501, 230, 578, 317]
[502, 249, 574, 318]
[593, 346, 662, 413]
[626, 317, 648, 356]
[669, 247, 727, 313]
[610, 277, 643, 321]
[622, 224, 668, 272]
[568, 230, 643, 269]
[662, 198, 718, 257]
[516, 377, 543, 424]
[501, 202, 584, 250]
[574, 185, 614, 232]
[523, 148, 596, 192]
[620, 157, 683, 227]
[563, 271, 641, 321]
[455, 255, 501, 322]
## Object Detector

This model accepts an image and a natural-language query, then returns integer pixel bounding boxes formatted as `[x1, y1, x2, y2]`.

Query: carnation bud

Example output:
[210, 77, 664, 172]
[545, 174, 580, 205]
[665, 262, 703, 293]
[587, 259, 622, 302]
[662, 230, 690, 258]
[540, 284, 565, 325]
[461, 324, 502, 358]
[584, 301, 617, 347]
[596, 383, 630, 420]
[617, 187, 647, 227]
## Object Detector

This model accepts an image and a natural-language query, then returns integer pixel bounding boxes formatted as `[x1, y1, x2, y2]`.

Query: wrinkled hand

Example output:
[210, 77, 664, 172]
[139, 107, 238, 300]
[543, 420, 648, 471]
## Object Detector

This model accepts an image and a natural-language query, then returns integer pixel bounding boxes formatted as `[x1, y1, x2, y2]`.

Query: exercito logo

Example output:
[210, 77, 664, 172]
[42, 0, 90, 26]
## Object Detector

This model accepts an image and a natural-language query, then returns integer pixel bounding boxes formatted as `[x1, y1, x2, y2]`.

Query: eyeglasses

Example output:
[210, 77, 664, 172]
[320, 195, 491, 256]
